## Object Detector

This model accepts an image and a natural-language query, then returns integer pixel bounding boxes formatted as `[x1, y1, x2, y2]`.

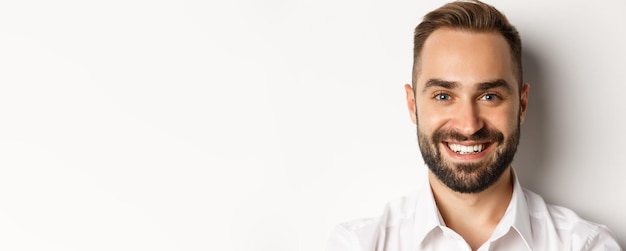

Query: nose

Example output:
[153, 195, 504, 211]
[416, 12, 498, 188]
[450, 101, 484, 136]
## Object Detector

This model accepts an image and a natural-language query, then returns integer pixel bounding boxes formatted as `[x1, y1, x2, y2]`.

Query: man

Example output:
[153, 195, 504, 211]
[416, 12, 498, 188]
[326, 1, 621, 250]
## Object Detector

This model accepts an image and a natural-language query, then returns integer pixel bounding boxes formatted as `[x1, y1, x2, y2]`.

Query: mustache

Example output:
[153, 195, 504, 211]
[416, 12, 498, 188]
[432, 127, 504, 143]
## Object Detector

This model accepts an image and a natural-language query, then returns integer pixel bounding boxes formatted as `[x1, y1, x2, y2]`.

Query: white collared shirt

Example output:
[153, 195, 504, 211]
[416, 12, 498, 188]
[326, 169, 622, 251]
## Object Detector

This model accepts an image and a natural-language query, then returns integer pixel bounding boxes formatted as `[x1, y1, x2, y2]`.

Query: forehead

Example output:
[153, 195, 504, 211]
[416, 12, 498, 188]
[417, 28, 516, 91]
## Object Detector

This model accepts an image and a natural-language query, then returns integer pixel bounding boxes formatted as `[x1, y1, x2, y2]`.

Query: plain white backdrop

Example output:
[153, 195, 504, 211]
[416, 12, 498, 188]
[0, 0, 624, 250]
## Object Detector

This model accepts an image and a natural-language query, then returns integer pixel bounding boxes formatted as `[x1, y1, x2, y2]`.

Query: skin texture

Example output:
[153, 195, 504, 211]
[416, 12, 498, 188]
[405, 27, 529, 250]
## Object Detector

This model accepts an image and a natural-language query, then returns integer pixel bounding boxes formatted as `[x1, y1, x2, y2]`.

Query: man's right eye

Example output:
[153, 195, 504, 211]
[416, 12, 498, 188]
[434, 93, 451, 101]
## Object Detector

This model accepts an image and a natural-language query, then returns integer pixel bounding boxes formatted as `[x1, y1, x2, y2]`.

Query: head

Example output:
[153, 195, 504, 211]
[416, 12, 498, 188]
[404, 0, 529, 193]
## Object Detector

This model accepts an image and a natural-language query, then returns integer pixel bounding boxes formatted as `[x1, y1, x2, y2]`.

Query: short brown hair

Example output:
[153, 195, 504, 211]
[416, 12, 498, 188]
[412, 0, 522, 90]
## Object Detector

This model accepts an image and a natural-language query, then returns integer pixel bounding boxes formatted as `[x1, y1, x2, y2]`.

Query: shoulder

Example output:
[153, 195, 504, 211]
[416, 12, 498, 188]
[325, 194, 419, 251]
[523, 187, 607, 233]
[326, 217, 378, 251]
[522, 188, 622, 250]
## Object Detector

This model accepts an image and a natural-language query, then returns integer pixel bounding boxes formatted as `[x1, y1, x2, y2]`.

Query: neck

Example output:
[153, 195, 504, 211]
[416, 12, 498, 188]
[429, 167, 514, 250]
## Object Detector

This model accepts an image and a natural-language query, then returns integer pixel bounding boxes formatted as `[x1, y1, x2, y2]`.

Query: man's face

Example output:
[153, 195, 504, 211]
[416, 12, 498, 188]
[405, 28, 529, 193]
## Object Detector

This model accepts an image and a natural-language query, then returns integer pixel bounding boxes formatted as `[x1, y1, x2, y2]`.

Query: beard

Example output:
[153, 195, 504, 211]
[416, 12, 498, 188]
[418, 123, 520, 194]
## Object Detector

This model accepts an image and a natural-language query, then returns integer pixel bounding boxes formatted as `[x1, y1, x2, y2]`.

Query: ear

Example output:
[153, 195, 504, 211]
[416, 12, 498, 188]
[404, 84, 417, 124]
[519, 83, 530, 124]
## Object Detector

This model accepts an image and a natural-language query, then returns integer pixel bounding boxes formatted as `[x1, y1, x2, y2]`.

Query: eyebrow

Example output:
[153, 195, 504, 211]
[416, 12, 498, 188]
[478, 79, 512, 93]
[422, 78, 512, 93]
[422, 79, 457, 93]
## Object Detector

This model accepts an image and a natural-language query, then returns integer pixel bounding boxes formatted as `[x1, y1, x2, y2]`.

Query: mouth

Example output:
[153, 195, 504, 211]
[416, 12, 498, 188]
[445, 142, 492, 155]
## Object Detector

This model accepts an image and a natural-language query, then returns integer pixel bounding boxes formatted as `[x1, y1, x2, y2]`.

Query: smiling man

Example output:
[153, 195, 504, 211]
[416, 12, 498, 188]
[326, 1, 621, 250]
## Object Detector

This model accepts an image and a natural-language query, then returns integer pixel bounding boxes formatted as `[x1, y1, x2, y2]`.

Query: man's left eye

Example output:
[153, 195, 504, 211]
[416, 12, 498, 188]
[481, 94, 498, 101]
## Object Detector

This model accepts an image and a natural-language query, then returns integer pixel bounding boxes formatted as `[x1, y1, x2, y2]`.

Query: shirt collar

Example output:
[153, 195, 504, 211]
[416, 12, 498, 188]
[412, 168, 534, 250]
[500, 169, 534, 250]
[412, 169, 445, 247]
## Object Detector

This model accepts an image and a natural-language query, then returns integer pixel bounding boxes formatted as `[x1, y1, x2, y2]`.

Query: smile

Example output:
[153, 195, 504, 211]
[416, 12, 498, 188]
[446, 143, 490, 155]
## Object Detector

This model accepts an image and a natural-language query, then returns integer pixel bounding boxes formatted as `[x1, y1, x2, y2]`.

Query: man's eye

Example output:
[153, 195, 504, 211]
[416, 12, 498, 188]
[480, 94, 499, 101]
[434, 93, 451, 101]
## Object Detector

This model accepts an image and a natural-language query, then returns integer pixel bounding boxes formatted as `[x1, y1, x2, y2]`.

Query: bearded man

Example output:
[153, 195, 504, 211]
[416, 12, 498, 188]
[326, 1, 621, 250]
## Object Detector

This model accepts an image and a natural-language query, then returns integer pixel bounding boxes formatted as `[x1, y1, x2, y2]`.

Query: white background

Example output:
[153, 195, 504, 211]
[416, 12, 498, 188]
[0, 0, 624, 250]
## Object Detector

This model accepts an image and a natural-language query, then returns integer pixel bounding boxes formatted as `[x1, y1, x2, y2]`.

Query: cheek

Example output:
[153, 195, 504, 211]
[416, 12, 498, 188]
[487, 106, 520, 133]
[416, 105, 448, 132]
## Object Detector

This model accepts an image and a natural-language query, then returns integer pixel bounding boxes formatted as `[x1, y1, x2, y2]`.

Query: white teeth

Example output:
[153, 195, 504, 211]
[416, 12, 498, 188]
[448, 143, 485, 154]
